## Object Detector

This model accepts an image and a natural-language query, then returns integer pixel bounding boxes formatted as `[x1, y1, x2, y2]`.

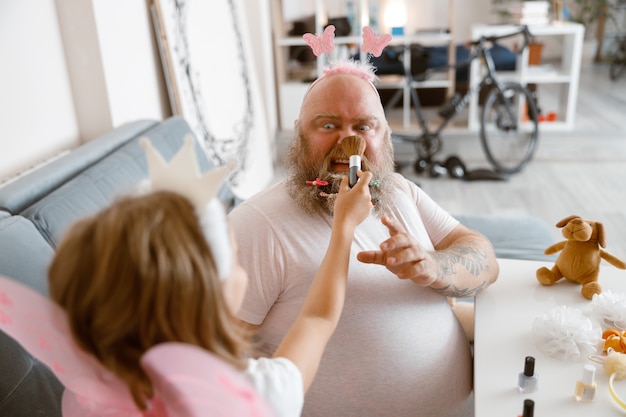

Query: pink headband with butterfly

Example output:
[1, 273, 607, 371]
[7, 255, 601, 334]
[302, 25, 392, 94]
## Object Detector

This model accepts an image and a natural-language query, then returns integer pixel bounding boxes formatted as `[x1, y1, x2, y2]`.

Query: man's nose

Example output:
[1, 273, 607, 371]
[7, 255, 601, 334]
[337, 135, 366, 156]
[337, 133, 360, 145]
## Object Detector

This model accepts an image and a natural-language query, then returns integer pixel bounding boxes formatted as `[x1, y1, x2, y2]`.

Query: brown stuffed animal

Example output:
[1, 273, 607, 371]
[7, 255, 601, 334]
[536, 215, 626, 299]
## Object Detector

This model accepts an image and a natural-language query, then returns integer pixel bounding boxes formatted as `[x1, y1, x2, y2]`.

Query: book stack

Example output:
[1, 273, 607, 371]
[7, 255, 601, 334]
[506, 1, 550, 26]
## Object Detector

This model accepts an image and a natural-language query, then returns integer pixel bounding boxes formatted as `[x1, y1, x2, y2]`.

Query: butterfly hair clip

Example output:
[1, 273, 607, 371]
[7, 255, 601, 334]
[303, 25, 392, 59]
[361, 26, 393, 58]
[303, 25, 336, 57]
[302, 25, 392, 86]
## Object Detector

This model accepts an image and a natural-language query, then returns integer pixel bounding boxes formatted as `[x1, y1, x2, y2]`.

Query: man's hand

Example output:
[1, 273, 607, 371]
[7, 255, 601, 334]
[357, 216, 438, 286]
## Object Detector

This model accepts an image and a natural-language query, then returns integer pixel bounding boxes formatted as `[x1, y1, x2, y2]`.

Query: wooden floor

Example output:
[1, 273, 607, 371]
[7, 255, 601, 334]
[274, 62, 626, 257]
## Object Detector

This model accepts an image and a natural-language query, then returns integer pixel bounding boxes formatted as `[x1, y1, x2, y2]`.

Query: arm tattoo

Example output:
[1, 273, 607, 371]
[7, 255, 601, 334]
[430, 244, 492, 297]
[433, 281, 489, 298]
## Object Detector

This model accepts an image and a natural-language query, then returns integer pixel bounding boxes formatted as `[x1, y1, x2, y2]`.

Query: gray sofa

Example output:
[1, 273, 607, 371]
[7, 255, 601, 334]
[0, 116, 555, 415]
[0, 116, 238, 416]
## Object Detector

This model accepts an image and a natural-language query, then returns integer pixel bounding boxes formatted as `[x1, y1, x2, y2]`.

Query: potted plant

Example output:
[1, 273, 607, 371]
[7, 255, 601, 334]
[566, 0, 618, 62]
[568, 0, 612, 28]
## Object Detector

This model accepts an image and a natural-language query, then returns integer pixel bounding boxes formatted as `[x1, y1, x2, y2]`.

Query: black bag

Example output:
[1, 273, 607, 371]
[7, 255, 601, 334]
[369, 45, 430, 80]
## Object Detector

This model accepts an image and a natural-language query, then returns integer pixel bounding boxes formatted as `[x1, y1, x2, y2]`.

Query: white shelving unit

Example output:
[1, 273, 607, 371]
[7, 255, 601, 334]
[375, 29, 456, 130]
[272, 0, 456, 131]
[467, 22, 585, 132]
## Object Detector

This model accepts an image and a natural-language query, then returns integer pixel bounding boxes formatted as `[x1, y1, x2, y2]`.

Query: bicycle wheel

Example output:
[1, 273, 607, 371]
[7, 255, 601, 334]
[480, 82, 539, 174]
[609, 42, 626, 81]
[414, 132, 442, 161]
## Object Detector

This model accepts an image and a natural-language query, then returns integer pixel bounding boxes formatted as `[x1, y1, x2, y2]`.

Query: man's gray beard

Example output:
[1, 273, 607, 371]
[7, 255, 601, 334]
[284, 128, 396, 217]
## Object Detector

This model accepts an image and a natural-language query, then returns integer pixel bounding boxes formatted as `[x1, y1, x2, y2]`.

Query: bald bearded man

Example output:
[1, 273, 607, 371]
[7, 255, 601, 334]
[228, 61, 498, 417]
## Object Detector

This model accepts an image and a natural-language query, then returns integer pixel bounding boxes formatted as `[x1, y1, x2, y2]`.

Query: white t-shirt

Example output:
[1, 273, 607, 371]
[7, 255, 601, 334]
[230, 174, 474, 417]
[245, 357, 304, 417]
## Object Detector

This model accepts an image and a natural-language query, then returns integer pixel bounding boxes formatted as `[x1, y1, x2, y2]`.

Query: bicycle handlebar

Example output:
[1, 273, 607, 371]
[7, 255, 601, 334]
[391, 25, 534, 77]
[470, 25, 534, 55]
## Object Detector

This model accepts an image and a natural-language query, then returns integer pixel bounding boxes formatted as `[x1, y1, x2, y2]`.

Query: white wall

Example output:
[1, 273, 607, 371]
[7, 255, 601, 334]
[91, 0, 170, 127]
[0, 0, 170, 182]
[0, 1, 79, 180]
[247, 0, 278, 137]
[0, 0, 276, 183]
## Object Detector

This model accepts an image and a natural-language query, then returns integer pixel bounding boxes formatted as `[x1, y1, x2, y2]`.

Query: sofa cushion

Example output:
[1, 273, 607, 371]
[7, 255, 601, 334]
[21, 138, 154, 248]
[21, 116, 237, 248]
[0, 119, 158, 215]
[455, 214, 557, 261]
[0, 330, 63, 417]
[0, 216, 54, 294]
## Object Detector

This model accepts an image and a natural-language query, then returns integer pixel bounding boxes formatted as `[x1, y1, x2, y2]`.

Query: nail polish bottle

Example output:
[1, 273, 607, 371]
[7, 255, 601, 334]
[517, 399, 534, 417]
[574, 364, 597, 402]
[517, 356, 538, 393]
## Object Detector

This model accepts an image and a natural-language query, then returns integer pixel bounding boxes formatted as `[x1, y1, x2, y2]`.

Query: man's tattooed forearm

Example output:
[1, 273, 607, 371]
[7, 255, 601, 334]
[437, 245, 490, 277]
[430, 280, 489, 298]
[429, 245, 493, 297]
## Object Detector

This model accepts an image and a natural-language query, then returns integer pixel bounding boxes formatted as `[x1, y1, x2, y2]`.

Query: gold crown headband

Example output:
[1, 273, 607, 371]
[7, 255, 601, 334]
[140, 136, 233, 281]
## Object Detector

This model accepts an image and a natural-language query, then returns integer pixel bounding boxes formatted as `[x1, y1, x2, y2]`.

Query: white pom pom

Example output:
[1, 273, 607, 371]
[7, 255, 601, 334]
[588, 291, 626, 331]
[533, 306, 602, 361]
[605, 351, 626, 380]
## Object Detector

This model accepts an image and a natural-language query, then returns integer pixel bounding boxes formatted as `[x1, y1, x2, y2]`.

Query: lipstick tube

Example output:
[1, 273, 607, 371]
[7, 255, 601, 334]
[349, 155, 361, 187]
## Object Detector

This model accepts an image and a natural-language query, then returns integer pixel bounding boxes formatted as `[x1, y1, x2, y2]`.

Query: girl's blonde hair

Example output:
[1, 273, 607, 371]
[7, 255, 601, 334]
[48, 190, 249, 409]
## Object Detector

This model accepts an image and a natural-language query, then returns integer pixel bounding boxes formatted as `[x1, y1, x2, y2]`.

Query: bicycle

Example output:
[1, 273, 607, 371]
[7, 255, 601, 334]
[389, 25, 539, 179]
[609, 34, 626, 81]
